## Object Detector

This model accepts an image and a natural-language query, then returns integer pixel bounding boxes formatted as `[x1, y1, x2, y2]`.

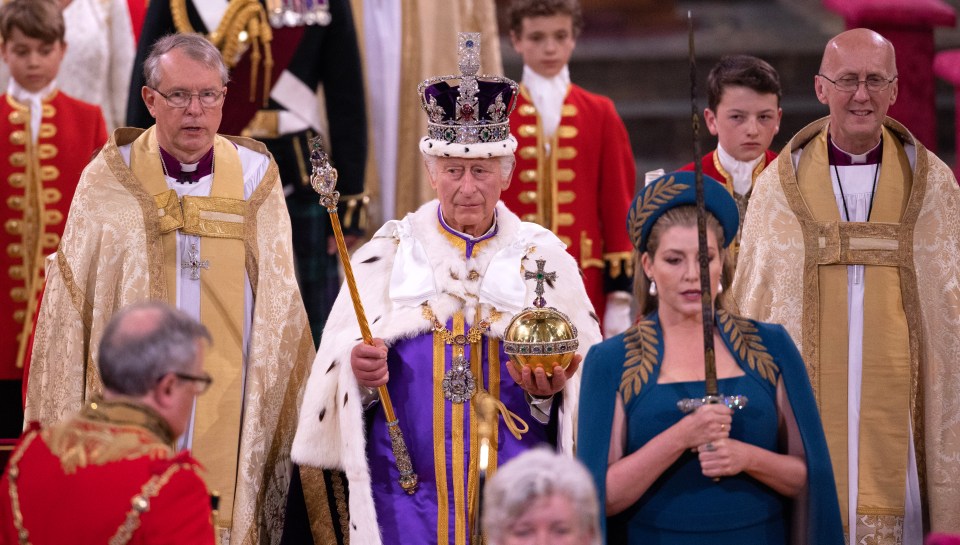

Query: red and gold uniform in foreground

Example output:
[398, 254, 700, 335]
[501, 85, 635, 322]
[0, 400, 215, 545]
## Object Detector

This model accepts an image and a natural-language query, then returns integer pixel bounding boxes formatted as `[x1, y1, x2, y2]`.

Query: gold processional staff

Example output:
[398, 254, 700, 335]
[309, 137, 419, 494]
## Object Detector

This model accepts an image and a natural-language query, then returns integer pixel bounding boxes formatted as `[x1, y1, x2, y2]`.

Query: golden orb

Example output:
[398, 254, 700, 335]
[503, 306, 579, 377]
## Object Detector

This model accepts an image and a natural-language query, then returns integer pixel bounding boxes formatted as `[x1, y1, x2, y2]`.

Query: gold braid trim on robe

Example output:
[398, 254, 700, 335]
[794, 125, 913, 538]
[732, 116, 960, 540]
[130, 126, 247, 531]
[24, 127, 315, 545]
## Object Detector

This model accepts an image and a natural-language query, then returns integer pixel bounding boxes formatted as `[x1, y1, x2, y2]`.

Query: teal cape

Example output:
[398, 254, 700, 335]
[577, 310, 844, 544]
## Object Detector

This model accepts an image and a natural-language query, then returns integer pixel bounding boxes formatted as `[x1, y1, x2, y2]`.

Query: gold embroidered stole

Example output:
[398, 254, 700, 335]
[796, 126, 913, 538]
[129, 126, 246, 528]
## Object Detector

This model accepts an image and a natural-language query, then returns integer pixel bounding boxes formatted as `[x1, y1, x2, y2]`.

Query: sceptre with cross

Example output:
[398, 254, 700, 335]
[309, 137, 419, 495]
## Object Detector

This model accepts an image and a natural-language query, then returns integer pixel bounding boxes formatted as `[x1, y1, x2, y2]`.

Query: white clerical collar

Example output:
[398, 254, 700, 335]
[716, 143, 763, 196]
[521, 65, 570, 142]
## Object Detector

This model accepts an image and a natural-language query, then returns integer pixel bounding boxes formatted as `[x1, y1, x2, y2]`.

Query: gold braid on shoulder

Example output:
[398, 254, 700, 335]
[170, 0, 274, 106]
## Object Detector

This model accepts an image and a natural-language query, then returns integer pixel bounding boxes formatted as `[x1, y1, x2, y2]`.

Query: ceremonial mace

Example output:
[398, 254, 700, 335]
[309, 137, 419, 494]
[676, 12, 748, 422]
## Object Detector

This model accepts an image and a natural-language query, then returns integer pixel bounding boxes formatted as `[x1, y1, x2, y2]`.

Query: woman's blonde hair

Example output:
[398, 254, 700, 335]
[635, 205, 733, 316]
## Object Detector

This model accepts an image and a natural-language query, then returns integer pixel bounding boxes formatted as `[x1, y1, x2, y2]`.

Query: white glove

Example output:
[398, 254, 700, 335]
[603, 291, 633, 338]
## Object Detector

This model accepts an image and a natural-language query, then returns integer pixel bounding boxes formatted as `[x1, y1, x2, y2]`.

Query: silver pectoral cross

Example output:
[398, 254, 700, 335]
[183, 243, 209, 280]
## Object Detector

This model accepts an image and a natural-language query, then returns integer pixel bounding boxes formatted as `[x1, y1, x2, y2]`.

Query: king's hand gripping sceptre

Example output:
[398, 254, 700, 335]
[309, 137, 419, 495]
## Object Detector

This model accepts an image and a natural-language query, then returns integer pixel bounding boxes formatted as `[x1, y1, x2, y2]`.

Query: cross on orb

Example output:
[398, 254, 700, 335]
[524, 259, 556, 308]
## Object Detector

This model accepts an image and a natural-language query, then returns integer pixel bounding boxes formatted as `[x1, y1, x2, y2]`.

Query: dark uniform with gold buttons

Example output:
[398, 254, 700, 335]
[501, 85, 636, 325]
[0, 91, 106, 437]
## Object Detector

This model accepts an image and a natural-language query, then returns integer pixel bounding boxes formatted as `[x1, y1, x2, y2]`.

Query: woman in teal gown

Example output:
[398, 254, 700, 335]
[577, 172, 843, 544]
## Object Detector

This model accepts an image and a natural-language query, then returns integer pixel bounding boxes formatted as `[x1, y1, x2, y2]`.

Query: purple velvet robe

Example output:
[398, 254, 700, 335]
[365, 219, 551, 544]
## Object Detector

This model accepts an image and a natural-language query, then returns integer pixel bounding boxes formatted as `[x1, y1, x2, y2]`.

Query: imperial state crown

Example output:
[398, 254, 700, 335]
[418, 33, 519, 159]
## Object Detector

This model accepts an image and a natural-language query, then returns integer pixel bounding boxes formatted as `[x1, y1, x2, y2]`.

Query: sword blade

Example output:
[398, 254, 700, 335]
[688, 11, 718, 397]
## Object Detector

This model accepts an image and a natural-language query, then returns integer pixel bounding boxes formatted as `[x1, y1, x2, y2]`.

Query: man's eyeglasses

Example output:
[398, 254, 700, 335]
[150, 87, 225, 108]
[174, 372, 214, 394]
[818, 73, 897, 93]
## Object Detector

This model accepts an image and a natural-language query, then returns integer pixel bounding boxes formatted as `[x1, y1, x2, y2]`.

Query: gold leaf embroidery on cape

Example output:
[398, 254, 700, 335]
[45, 425, 168, 474]
[620, 319, 659, 403]
[717, 310, 779, 386]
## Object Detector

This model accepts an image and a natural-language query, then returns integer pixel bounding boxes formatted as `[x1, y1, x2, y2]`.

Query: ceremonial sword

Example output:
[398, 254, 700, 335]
[677, 11, 748, 418]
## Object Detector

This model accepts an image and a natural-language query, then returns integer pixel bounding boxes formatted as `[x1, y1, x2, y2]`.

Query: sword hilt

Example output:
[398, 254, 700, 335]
[678, 393, 748, 483]
[677, 393, 748, 413]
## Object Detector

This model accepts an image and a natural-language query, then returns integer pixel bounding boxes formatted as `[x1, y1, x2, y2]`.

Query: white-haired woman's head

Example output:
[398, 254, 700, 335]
[483, 448, 600, 545]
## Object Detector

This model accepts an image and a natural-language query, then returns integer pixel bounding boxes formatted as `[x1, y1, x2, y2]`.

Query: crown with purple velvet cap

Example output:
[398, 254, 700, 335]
[418, 33, 519, 159]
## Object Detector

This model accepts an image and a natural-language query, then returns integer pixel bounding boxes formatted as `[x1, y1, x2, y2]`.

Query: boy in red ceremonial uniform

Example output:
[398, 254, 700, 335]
[0, 303, 216, 545]
[0, 0, 107, 437]
[678, 55, 782, 258]
[501, 0, 636, 338]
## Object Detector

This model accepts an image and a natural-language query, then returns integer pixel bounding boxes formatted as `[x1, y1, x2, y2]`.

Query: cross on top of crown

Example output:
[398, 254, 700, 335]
[456, 33, 481, 123]
[524, 259, 556, 308]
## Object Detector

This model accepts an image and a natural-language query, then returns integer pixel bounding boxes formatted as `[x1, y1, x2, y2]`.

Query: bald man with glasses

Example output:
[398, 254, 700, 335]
[732, 28, 960, 544]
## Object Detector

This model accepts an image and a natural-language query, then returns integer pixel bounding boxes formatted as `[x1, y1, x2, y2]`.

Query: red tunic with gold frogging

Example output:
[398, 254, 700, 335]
[501, 85, 636, 323]
[0, 401, 215, 545]
[0, 91, 106, 379]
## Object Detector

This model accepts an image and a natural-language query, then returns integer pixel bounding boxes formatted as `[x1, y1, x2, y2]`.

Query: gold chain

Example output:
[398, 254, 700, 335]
[421, 304, 500, 345]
